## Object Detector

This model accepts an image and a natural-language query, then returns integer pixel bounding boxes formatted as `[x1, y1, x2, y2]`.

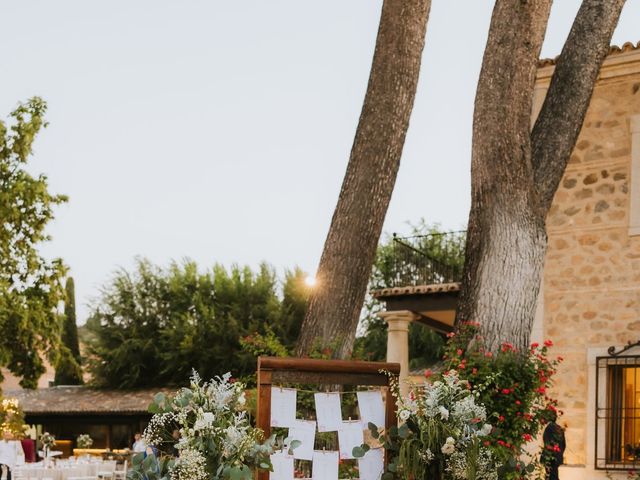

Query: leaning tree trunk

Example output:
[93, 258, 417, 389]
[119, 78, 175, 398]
[296, 0, 431, 358]
[456, 0, 626, 352]
[455, 0, 552, 353]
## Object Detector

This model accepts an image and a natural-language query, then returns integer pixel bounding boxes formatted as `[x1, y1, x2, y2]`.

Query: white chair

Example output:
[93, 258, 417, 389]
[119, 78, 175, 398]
[113, 461, 127, 480]
[97, 459, 117, 479]
[68, 476, 98, 480]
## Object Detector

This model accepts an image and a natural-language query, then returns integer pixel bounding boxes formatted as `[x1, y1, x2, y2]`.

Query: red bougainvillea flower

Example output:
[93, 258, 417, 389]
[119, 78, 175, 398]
[544, 339, 553, 347]
[531, 342, 539, 349]
[424, 369, 433, 378]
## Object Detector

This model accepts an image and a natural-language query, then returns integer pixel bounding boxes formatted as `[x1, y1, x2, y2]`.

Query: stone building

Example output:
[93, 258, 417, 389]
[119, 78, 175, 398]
[376, 42, 640, 479]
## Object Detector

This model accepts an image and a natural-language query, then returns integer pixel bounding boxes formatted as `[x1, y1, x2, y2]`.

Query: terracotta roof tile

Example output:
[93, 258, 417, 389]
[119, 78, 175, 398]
[538, 41, 640, 68]
[371, 282, 461, 299]
[4, 386, 176, 416]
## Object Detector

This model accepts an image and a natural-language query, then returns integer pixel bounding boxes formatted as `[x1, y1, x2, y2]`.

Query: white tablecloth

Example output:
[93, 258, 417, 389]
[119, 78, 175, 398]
[15, 462, 115, 480]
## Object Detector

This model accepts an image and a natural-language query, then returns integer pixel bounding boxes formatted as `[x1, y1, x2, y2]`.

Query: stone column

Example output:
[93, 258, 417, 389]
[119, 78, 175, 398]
[379, 310, 418, 397]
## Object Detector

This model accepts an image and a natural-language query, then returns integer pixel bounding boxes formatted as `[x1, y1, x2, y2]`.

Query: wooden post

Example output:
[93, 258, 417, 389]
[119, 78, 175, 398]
[384, 384, 397, 468]
[256, 360, 272, 480]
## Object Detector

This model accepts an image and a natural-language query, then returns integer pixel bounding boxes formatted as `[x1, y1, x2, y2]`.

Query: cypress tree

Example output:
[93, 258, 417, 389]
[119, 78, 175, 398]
[63, 277, 81, 363]
[54, 277, 83, 384]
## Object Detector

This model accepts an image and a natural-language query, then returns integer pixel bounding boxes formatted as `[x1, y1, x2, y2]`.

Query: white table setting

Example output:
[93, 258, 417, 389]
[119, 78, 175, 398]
[15, 459, 117, 480]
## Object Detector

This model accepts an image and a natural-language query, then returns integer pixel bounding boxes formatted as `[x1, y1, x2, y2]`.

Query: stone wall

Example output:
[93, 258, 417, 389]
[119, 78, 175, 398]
[540, 50, 640, 477]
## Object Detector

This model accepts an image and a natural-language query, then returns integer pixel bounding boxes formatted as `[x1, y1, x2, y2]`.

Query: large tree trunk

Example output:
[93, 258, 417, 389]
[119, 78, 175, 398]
[456, 0, 552, 353]
[296, 0, 431, 358]
[457, 0, 625, 352]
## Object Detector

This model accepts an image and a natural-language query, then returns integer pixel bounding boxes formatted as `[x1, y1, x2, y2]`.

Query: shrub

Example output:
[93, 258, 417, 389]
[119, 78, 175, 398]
[442, 322, 562, 478]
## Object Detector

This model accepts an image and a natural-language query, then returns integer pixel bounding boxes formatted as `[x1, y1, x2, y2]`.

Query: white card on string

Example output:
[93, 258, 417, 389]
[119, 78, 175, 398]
[270, 387, 297, 428]
[358, 448, 384, 480]
[269, 451, 294, 480]
[312, 450, 339, 480]
[314, 392, 343, 432]
[357, 390, 385, 429]
[337, 420, 364, 459]
[287, 419, 316, 461]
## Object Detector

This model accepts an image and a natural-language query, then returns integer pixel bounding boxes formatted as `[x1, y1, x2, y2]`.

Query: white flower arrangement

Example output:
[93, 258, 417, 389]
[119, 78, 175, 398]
[40, 432, 56, 450]
[76, 434, 93, 449]
[385, 370, 499, 479]
[131, 371, 278, 480]
[441, 437, 456, 455]
[169, 448, 208, 480]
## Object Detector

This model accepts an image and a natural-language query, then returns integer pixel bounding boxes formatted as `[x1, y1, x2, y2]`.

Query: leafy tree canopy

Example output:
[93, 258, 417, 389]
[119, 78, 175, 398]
[87, 222, 463, 389]
[85, 260, 311, 388]
[0, 97, 67, 388]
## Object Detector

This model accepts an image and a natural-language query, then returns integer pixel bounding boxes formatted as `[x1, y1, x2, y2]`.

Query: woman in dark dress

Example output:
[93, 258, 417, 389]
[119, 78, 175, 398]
[542, 412, 566, 480]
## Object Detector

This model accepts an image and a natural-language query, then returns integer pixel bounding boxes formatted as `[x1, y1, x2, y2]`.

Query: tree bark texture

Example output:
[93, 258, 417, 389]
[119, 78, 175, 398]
[532, 0, 626, 211]
[296, 0, 431, 359]
[456, 0, 626, 352]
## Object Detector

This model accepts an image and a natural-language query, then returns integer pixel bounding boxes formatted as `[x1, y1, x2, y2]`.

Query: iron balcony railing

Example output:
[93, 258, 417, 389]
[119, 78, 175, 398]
[385, 231, 466, 288]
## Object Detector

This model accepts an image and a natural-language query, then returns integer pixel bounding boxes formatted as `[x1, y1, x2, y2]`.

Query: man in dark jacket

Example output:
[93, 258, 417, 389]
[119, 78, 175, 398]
[542, 412, 566, 480]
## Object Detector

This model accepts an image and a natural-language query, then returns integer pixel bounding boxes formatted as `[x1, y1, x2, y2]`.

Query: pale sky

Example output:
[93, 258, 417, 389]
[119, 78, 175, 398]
[1, 1, 639, 322]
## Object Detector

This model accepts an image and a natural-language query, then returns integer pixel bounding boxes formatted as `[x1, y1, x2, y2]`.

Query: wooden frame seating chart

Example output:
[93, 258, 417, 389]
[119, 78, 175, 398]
[256, 356, 401, 480]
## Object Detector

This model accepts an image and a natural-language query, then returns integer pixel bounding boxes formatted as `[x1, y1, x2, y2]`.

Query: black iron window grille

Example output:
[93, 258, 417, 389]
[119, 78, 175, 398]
[596, 341, 640, 470]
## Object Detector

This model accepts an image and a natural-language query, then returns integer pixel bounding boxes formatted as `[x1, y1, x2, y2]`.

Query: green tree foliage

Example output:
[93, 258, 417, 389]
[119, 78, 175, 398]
[355, 221, 465, 369]
[0, 97, 67, 388]
[86, 260, 311, 388]
[54, 278, 83, 385]
[53, 347, 84, 386]
[0, 397, 27, 438]
[62, 277, 81, 362]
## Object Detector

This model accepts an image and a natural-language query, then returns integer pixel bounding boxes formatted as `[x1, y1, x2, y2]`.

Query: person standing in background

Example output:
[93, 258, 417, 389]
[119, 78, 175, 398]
[132, 433, 146, 453]
[542, 411, 566, 480]
[0, 430, 25, 480]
